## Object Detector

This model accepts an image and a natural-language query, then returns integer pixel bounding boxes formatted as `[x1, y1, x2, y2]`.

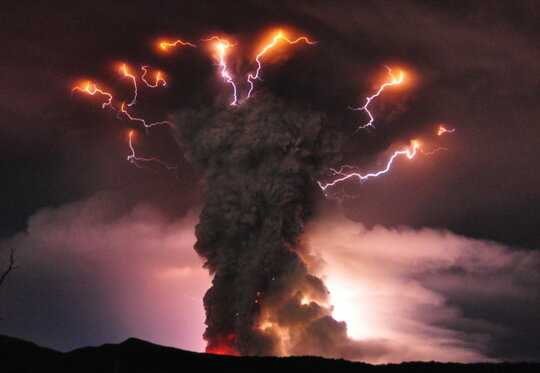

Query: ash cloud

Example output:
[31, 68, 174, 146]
[174, 93, 390, 358]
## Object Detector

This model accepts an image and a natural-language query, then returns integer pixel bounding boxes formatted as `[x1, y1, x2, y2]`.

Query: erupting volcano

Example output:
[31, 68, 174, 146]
[69, 26, 453, 359]
[175, 95, 360, 357]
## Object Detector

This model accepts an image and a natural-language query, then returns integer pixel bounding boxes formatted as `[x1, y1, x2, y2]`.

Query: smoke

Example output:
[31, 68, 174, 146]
[306, 212, 540, 362]
[174, 92, 384, 357]
[2, 190, 538, 362]
[0, 192, 209, 351]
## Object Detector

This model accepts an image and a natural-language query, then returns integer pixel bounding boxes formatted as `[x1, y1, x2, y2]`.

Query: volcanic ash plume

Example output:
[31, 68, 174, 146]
[176, 94, 380, 359]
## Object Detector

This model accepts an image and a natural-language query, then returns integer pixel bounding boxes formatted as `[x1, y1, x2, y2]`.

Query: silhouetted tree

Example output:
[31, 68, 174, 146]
[0, 247, 17, 289]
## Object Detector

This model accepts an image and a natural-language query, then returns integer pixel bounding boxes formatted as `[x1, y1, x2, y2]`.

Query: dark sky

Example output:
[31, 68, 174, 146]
[1, 0, 539, 362]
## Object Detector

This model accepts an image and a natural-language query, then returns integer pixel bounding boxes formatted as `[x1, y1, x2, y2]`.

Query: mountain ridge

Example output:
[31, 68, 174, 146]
[2, 334, 538, 372]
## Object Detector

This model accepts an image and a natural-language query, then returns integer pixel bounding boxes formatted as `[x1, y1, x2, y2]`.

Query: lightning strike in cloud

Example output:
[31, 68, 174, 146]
[158, 39, 196, 52]
[204, 36, 238, 106]
[352, 66, 405, 131]
[317, 140, 421, 192]
[141, 66, 167, 88]
[72, 29, 452, 201]
[119, 102, 173, 130]
[246, 30, 316, 100]
[127, 130, 177, 170]
[72, 81, 114, 109]
[119, 63, 138, 107]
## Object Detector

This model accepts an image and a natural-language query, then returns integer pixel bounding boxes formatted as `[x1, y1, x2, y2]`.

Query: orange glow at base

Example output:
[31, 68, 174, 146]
[205, 334, 239, 356]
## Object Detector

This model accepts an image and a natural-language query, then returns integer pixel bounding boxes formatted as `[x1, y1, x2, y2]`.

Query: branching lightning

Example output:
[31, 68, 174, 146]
[352, 66, 405, 131]
[246, 30, 316, 100]
[141, 66, 167, 88]
[317, 140, 421, 192]
[127, 130, 177, 170]
[204, 36, 238, 106]
[72, 81, 114, 109]
[72, 27, 455, 197]
[73, 63, 174, 173]
[119, 102, 173, 129]
[119, 63, 138, 107]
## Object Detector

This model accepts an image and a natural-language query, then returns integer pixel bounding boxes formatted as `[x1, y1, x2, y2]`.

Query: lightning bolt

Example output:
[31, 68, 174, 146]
[437, 125, 455, 136]
[141, 66, 167, 88]
[204, 36, 238, 106]
[352, 66, 405, 131]
[72, 28, 453, 201]
[158, 39, 196, 51]
[72, 81, 114, 109]
[127, 130, 177, 170]
[119, 63, 138, 107]
[317, 140, 421, 192]
[119, 102, 173, 129]
[246, 30, 316, 100]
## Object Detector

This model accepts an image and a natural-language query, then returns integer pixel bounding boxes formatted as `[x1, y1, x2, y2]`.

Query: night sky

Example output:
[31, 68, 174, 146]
[1, 0, 539, 363]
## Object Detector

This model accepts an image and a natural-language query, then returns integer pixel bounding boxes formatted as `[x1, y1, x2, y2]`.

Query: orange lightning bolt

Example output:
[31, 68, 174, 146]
[141, 66, 167, 88]
[352, 66, 405, 130]
[204, 36, 238, 106]
[119, 63, 138, 107]
[72, 81, 114, 109]
[437, 124, 456, 136]
[158, 39, 196, 52]
[246, 29, 316, 99]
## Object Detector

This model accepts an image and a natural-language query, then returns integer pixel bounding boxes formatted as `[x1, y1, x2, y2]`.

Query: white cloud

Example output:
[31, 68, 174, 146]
[305, 213, 540, 362]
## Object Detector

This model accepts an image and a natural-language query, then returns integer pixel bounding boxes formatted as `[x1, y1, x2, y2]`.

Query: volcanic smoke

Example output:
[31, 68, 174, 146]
[175, 94, 392, 358]
[71, 27, 452, 358]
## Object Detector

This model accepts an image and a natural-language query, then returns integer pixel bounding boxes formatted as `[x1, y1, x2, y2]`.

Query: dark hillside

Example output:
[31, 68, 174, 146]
[2, 334, 538, 373]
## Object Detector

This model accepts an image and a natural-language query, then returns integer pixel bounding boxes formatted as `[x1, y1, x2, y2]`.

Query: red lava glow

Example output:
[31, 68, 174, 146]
[205, 334, 239, 356]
